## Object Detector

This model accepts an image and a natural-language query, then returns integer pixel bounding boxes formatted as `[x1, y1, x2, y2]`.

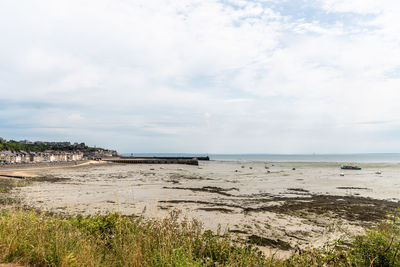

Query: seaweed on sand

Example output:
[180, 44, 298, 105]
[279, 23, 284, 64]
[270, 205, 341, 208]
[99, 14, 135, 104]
[163, 186, 239, 197]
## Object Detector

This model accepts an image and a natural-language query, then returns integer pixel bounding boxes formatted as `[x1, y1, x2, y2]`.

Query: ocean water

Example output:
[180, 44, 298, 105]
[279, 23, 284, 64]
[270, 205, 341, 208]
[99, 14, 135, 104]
[124, 153, 400, 163]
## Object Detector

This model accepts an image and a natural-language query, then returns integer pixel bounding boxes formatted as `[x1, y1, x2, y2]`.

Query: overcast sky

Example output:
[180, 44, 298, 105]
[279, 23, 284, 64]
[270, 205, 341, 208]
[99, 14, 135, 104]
[1, 0, 400, 154]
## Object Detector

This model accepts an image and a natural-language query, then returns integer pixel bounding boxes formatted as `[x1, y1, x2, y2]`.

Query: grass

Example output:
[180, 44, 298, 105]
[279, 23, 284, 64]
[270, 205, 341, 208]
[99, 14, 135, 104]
[1, 176, 400, 266]
[283, 213, 400, 266]
[0, 209, 275, 266]
[0, 179, 30, 203]
[2, 209, 400, 266]
[0, 181, 30, 193]
[1, 208, 400, 266]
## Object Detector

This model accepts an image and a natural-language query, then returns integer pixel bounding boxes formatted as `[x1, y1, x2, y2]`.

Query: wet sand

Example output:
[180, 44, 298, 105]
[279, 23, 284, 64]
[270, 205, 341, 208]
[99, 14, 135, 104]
[0, 160, 105, 178]
[7, 161, 400, 256]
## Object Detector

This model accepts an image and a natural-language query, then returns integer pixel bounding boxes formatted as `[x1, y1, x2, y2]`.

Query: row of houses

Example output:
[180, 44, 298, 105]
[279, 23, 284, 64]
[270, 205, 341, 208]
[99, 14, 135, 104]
[85, 149, 119, 160]
[0, 150, 84, 164]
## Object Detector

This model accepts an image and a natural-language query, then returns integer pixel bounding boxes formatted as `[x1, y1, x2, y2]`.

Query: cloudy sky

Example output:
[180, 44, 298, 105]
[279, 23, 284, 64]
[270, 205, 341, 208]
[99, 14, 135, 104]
[1, 0, 400, 154]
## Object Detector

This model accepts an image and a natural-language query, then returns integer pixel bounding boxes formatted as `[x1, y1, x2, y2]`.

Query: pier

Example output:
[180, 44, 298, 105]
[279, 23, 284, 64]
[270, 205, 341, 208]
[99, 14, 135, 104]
[120, 156, 209, 161]
[104, 157, 199, 166]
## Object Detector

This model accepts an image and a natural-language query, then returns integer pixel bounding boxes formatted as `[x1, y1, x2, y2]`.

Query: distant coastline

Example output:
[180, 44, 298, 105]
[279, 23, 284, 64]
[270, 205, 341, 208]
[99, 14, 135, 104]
[0, 137, 118, 165]
[125, 153, 400, 163]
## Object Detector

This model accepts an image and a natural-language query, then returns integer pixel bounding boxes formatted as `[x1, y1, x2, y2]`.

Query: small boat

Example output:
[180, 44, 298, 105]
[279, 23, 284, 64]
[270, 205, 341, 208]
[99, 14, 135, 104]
[341, 165, 362, 170]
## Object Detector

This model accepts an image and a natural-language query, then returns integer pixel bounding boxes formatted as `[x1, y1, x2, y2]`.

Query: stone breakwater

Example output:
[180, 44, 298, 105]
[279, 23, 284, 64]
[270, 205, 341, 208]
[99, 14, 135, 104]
[104, 157, 199, 165]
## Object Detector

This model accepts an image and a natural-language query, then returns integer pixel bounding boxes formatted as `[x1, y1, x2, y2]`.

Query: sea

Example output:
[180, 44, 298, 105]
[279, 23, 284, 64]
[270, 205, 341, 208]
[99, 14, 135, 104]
[123, 153, 400, 163]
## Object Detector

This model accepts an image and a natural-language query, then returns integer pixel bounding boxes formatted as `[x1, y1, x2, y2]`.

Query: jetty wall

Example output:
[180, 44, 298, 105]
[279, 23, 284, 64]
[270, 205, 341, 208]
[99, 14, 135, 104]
[104, 158, 199, 166]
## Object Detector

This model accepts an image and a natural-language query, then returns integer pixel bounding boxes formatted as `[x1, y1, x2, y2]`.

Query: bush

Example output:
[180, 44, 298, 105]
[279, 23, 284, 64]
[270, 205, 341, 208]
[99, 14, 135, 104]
[283, 214, 400, 266]
[349, 217, 400, 266]
[2, 208, 400, 266]
[0, 209, 273, 266]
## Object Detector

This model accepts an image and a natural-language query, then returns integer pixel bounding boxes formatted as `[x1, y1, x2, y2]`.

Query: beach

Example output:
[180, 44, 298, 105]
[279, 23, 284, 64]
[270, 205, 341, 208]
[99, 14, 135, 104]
[3, 160, 400, 256]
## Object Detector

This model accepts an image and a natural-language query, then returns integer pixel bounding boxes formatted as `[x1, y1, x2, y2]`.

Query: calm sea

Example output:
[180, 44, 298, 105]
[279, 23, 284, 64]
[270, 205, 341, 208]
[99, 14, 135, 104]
[124, 153, 400, 163]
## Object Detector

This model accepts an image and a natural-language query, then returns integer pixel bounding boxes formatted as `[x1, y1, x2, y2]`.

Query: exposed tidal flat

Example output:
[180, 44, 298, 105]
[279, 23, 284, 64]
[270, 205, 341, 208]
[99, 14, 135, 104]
[5, 160, 400, 258]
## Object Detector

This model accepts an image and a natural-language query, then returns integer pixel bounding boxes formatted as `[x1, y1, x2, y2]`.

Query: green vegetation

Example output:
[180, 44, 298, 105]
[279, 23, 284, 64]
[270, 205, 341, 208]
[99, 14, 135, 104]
[0, 179, 29, 196]
[283, 215, 400, 266]
[1, 208, 400, 266]
[0, 140, 103, 152]
[0, 209, 272, 266]
[0, 141, 77, 152]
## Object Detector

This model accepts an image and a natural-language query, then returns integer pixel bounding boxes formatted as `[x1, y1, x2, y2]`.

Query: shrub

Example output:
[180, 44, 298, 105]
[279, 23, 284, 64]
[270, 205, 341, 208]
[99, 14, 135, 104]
[0, 209, 272, 266]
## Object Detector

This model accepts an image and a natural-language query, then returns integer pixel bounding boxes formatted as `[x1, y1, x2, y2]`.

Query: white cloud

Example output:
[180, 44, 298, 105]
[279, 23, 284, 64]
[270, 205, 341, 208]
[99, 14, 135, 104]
[67, 113, 84, 121]
[320, 0, 384, 14]
[1, 0, 400, 153]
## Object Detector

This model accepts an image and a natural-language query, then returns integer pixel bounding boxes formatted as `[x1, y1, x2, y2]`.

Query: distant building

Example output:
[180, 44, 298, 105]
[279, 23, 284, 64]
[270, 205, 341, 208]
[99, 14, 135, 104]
[1, 138, 111, 165]
[19, 140, 33, 145]
[84, 149, 118, 159]
[0, 151, 16, 163]
[0, 151, 9, 163]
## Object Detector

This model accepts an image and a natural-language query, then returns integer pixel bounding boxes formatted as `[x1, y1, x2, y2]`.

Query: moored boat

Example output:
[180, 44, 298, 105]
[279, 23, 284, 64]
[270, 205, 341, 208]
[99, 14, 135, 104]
[340, 165, 361, 170]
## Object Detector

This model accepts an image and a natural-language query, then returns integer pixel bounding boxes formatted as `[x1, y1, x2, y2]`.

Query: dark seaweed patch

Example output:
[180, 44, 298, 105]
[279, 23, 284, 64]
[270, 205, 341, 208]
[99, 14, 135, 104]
[30, 176, 71, 183]
[163, 186, 239, 197]
[248, 235, 292, 250]
[197, 207, 234, 213]
[336, 187, 370, 190]
[287, 188, 309, 193]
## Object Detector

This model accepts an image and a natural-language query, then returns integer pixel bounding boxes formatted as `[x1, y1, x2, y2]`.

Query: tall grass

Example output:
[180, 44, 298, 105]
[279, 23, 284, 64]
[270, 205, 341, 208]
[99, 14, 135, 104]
[1, 208, 400, 266]
[285, 213, 400, 266]
[0, 209, 272, 266]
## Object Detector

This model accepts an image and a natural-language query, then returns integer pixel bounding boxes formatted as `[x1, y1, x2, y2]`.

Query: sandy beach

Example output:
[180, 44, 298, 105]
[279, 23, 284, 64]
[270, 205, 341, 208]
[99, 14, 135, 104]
[4, 160, 400, 256]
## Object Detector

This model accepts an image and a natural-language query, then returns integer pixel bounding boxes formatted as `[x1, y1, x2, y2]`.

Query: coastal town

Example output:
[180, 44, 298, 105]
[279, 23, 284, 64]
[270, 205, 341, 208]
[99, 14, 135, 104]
[0, 137, 118, 164]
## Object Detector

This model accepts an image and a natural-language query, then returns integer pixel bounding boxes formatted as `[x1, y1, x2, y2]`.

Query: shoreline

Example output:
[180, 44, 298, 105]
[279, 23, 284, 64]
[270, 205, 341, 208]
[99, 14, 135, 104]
[1, 159, 398, 171]
[3, 160, 400, 257]
[0, 160, 109, 178]
[210, 159, 400, 166]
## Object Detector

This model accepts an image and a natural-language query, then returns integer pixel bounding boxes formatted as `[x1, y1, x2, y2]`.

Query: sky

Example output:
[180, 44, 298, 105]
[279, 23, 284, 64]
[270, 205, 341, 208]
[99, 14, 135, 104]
[1, 0, 400, 154]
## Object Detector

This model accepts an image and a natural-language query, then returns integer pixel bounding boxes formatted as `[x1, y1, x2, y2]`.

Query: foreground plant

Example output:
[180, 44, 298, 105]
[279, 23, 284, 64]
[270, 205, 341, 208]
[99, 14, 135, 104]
[1, 208, 400, 266]
[0, 209, 273, 266]
[285, 213, 400, 266]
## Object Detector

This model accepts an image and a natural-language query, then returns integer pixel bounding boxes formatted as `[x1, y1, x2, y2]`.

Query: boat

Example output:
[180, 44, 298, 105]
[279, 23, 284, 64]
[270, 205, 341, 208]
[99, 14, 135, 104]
[340, 165, 361, 170]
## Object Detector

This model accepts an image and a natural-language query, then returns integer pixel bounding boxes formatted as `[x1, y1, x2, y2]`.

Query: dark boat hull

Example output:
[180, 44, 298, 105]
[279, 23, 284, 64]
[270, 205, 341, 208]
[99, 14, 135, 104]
[341, 165, 361, 170]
